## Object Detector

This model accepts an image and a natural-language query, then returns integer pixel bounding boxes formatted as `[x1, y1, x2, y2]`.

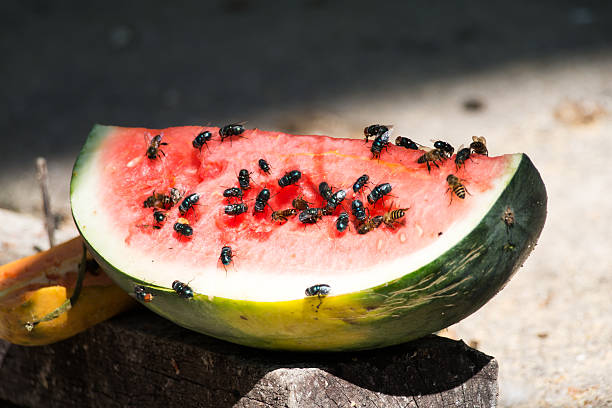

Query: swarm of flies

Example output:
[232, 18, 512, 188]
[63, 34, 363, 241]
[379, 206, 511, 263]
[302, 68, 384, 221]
[133, 124, 490, 301]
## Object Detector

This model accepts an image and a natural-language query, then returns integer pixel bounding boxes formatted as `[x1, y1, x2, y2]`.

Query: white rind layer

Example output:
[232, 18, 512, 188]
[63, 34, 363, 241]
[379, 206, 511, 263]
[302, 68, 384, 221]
[72, 136, 521, 302]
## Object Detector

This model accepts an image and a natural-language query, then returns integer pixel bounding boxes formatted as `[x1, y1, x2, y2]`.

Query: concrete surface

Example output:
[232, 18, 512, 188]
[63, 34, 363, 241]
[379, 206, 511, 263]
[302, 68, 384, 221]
[2, 1, 612, 406]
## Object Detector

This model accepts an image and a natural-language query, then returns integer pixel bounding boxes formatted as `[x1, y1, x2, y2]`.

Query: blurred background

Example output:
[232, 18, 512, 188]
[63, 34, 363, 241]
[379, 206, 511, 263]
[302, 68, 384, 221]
[2, 1, 612, 406]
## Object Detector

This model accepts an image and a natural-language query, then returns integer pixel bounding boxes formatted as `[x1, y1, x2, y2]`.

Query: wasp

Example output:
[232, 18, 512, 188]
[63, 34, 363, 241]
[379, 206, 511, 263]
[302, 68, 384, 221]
[366, 183, 392, 205]
[173, 219, 193, 237]
[433, 140, 454, 158]
[258, 158, 271, 174]
[172, 280, 194, 298]
[454, 147, 472, 170]
[446, 174, 469, 203]
[192, 130, 212, 152]
[305, 284, 331, 297]
[395, 136, 419, 150]
[253, 188, 271, 213]
[292, 195, 311, 211]
[145, 134, 168, 160]
[470, 136, 488, 156]
[417, 148, 446, 173]
[363, 124, 389, 143]
[318, 181, 333, 201]
[502, 206, 515, 233]
[352, 174, 369, 194]
[219, 246, 233, 273]
[357, 215, 384, 235]
[336, 212, 349, 232]
[271, 208, 297, 223]
[383, 207, 409, 228]
[237, 169, 251, 190]
[225, 202, 248, 216]
[370, 130, 391, 159]
[278, 170, 301, 187]
[223, 187, 243, 200]
[143, 191, 174, 210]
[351, 199, 367, 221]
[134, 285, 154, 302]
[299, 208, 322, 224]
[219, 124, 245, 143]
[169, 188, 183, 205]
[178, 193, 200, 215]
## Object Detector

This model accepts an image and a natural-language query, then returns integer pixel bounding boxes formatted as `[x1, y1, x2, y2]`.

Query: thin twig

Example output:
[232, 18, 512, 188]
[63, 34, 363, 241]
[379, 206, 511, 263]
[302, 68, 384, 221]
[36, 157, 55, 248]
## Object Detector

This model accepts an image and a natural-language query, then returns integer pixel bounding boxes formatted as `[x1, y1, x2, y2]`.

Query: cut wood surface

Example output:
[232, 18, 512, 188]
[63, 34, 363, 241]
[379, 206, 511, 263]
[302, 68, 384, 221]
[0, 309, 497, 408]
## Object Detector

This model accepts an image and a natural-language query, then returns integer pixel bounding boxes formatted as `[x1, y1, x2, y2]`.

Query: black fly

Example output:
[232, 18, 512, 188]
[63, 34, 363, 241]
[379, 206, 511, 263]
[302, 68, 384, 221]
[455, 147, 472, 170]
[298, 208, 322, 224]
[225, 202, 248, 216]
[178, 193, 200, 215]
[172, 280, 194, 298]
[219, 124, 245, 143]
[223, 187, 243, 200]
[433, 140, 455, 158]
[351, 199, 367, 222]
[318, 182, 333, 201]
[325, 189, 346, 212]
[395, 136, 419, 150]
[363, 124, 389, 143]
[253, 188, 271, 213]
[371, 129, 391, 159]
[352, 174, 369, 194]
[258, 158, 271, 175]
[305, 284, 331, 297]
[238, 169, 251, 190]
[219, 246, 233, 274]
[173, 220, 193, 237]
[367, 183, 392, 205]
[336, 212, 349, 232]
[278, 170, 301, 187]
[193, 130, 213, 152]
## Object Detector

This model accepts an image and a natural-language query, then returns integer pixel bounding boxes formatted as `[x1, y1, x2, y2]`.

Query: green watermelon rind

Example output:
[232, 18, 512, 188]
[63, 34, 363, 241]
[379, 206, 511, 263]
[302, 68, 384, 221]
[71, 124, 547, 351]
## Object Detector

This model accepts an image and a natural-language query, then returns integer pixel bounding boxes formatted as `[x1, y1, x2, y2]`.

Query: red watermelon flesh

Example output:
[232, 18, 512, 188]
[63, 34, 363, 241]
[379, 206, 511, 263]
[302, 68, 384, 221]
[78, 125, 515, 302]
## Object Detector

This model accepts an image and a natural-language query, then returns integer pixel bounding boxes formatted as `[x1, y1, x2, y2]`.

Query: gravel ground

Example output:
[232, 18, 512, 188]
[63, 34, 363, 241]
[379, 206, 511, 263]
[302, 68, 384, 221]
[2, 2, 612, 406]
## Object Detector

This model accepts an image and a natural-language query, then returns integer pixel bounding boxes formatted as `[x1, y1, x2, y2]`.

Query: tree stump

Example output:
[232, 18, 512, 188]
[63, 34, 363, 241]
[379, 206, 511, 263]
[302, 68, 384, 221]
[0, 308, 498, 407]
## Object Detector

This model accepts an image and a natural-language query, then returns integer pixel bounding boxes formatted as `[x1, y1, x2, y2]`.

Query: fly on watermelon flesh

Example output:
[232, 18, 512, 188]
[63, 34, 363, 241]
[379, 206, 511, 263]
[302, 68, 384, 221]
[70, 125, 547, 351]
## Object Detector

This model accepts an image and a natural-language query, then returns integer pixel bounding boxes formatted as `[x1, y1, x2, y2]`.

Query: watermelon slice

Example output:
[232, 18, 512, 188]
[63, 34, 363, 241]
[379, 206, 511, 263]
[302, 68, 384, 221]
[71, 125, 546, 351]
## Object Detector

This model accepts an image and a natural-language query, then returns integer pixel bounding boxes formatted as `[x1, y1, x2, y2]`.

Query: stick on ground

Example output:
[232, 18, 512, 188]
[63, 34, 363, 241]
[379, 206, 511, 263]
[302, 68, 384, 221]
[36, 157, 55, 248]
